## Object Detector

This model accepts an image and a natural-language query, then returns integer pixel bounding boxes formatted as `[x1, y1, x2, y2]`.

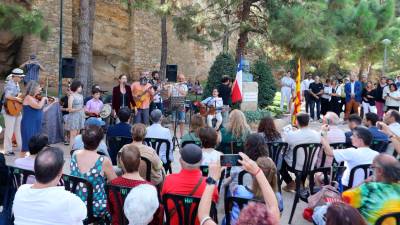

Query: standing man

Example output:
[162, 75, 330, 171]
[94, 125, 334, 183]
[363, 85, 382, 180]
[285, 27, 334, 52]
[308, 76, 324, 121]
[149, 71, 164, 113]
[131, 71, 155, 125]
[395, 74, 400, 88]
[344, 74, 362, 120]
[170, 74, 188, 138]
[301, 73, 314, 113]
[280, 71, 295, 113]
[20, 54, 45, 85]
[217, 75, 232, 125]
[2, 68, 24, 156]
[375, 76, 387, 120]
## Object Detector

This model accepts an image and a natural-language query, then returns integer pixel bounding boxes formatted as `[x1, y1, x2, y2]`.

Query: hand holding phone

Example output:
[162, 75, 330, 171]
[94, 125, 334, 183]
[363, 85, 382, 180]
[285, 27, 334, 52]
[220, 154, 242, 167]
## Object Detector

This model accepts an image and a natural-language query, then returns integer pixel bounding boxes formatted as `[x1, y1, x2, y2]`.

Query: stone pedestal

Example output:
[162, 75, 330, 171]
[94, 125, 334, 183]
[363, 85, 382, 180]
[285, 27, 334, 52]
[241, 82, 258, 111]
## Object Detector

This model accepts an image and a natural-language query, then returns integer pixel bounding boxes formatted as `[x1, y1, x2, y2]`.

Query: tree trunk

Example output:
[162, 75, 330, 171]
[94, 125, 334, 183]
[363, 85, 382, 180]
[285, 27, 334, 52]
[159, 0, 167, 80]
[235, 0, 251, 62]
[76, 0, 96, 96]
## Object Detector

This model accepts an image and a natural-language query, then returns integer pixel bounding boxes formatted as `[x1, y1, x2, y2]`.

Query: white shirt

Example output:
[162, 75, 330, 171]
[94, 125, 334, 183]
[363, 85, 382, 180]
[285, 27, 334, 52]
[388, 122, 400, 136]
[146, 123, 173, 163]
[171, 83, 188, 97]
[13, 185, 87, 225]
[281, 76, 295, 91]
[333, 147, 378, 187]
[201, 149, 222, 166]
[322, 85, 332, 100]
[382, 85, 390, 99]
[201, 97, 223, 112]
[350, 82, 355, 95]
[283, 127, 321, 170]
[385, 91, 400, 107]
[301, 79, 314, 92]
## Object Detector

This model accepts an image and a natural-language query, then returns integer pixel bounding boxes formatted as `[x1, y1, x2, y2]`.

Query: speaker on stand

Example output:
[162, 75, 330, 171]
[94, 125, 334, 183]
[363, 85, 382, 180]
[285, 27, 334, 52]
[166, 64, 177, 82]
[61, 57, 76, 79]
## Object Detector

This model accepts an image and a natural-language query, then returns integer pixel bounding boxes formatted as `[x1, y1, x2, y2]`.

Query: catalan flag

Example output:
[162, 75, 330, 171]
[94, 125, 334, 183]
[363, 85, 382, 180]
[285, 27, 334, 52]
[292, 58, 302, 125]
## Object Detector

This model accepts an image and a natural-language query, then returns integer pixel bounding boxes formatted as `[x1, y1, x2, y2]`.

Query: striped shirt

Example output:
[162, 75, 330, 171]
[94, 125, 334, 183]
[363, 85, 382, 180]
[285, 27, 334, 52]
[24, 63, 40, 83]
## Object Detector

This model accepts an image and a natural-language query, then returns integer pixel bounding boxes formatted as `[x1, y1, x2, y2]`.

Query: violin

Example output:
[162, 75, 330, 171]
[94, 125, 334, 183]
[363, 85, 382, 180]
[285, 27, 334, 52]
[35, 93, 55, 103]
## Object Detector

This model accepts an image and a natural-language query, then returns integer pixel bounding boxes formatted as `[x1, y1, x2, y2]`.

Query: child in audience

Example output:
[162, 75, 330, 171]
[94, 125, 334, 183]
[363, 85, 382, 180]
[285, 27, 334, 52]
[199, 127, 222, 166]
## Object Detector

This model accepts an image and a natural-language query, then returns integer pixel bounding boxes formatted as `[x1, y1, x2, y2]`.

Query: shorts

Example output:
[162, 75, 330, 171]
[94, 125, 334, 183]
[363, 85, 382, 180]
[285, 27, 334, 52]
[171, 110, 185, 123]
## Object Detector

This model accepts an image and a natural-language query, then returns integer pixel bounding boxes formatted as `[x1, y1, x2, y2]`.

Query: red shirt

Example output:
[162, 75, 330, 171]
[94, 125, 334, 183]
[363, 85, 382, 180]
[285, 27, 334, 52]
[161, 169, 219, 225]
[108, 177, 163, 225]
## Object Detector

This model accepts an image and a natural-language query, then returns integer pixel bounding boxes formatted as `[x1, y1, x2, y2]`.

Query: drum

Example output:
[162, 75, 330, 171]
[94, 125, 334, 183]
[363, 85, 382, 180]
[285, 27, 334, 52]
[100, 104, 112, 119]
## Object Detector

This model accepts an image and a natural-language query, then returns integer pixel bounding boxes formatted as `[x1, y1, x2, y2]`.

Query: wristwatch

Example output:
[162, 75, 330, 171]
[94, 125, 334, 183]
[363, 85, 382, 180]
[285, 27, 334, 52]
[206, 177, 217, 185]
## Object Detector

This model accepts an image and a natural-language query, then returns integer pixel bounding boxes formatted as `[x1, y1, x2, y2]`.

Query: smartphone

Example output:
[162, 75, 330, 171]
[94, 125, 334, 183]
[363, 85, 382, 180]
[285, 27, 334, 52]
[220, 154, 242, 167]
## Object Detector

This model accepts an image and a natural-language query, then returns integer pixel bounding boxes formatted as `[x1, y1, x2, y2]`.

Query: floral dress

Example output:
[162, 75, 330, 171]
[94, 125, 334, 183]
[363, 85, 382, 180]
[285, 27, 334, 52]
[70, 154, 107, 217]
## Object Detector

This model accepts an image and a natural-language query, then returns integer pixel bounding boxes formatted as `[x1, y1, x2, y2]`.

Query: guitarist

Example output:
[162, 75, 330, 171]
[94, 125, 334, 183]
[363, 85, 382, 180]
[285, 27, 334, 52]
[131, 71, 155, 125]
[2, 68, 24, 156]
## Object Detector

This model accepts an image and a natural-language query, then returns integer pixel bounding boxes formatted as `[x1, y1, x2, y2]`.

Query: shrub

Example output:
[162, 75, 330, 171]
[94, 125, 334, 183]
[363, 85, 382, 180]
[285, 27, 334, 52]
[251, 58, 277, 108]
[244, 109, 272, 123]
[203, 53, 236, 98]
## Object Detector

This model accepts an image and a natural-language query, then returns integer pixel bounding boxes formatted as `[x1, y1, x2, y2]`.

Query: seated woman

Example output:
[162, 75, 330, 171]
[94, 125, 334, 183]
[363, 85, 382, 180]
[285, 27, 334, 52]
[109, 144, 163, 225]
[199, 127, 222, 166]
[181, 114, 205, 146]
[218, 110, 251, 154]
[201, 88, 223, 130]
[258, 116, 282, 143]
[70, 125, 117, 218]
[15, 134, 49, 171]
[227, 157, 284, 224]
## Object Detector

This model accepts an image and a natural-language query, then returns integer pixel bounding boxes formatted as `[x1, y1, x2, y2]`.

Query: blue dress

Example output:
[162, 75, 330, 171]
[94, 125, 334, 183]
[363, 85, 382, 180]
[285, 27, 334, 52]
[21, 105, 43, 152]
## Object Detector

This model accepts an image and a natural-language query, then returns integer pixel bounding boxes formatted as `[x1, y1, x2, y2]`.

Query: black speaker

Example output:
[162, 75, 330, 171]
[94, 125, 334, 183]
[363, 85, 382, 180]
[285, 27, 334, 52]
[61, 57, 76, 78]
[166, 64, 177, 82]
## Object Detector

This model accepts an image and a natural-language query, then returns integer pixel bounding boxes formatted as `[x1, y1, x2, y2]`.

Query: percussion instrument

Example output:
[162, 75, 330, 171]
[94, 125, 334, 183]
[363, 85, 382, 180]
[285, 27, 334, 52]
[100, 104, 112, 118]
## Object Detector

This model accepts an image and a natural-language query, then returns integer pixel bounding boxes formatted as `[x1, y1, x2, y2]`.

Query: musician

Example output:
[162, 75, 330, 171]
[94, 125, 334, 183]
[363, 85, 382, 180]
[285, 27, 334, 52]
[112, 74, 135, 117]
[149, 71, 163, 113]
[20, 81, 47, 157]
[131, 71, 155, 125]
[217, 75, 232, 125]
[19, 54, 45, 85]
[170, 73, 188, 138]
[84, 88, 104, 118]
[201, 88, 223, 130]
[2, 68, 24, 156]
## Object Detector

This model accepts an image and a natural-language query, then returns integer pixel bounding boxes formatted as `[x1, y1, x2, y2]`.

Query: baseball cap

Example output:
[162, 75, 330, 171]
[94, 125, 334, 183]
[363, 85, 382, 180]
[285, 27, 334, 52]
[180, 144, 202, 164]
[85, 117, 105, 127]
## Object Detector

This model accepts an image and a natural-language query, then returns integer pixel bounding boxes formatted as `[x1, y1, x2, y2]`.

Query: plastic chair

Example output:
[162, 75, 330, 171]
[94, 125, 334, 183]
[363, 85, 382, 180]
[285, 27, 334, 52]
[162, 193, 217, 225]
[267, 142, 289, 192]
[238, 170, 250, 186]
[8, 166, 35, 188]
[106, 136, 133, 165]
[224, 196, 263, 225]
[61, 174, 103, 225]
[140, 156, 152, 182]
[345, 164, 372, 190]
[181, 140, 202, 148]
[106, 184, 132, 225]
[375, 212, 400, 225]
[144, 138, 172, 173]
[370, 140, 389, 153]
[287, 143, 322, 224]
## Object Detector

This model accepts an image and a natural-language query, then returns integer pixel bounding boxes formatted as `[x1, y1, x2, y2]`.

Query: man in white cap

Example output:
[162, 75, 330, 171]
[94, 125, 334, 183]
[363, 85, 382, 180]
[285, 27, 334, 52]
[2, 68, 25, 156]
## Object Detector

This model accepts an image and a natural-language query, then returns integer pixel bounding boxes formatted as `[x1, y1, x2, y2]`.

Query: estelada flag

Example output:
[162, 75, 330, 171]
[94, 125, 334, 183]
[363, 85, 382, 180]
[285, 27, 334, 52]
[232, 59, 243, 104]
[292, 58, 302, 125]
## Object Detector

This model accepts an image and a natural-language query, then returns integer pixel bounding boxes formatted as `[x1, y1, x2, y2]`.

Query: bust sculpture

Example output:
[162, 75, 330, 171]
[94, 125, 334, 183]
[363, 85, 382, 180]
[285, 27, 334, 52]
[242, 59, 253, 82]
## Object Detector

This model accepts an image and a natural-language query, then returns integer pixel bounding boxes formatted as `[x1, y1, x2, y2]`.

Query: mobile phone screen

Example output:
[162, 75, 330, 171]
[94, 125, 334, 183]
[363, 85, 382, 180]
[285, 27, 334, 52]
[220, 154, 242, 167]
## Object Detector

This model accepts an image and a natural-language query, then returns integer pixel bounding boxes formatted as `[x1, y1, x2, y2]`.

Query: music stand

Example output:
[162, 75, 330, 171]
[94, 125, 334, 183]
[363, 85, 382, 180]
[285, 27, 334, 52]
[170, 96, 185, 150]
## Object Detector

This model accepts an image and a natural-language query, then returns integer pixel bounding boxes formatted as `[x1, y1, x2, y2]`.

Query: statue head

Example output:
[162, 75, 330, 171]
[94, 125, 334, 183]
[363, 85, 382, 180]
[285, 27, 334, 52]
[242, 59, 250, 73]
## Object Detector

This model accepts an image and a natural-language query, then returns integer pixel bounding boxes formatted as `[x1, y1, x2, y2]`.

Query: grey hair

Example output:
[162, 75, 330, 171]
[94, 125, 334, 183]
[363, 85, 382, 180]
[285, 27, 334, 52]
[325, 112, 340, 125]
[25, 80, 40, 96]
[376, 156, 400, 183]
[124, 184, 159, 225]
[180, 158, 201, 169]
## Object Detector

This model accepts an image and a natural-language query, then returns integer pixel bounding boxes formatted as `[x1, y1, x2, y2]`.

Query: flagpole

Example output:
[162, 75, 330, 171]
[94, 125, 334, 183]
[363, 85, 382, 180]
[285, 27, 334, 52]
[292, 58, 302, 125]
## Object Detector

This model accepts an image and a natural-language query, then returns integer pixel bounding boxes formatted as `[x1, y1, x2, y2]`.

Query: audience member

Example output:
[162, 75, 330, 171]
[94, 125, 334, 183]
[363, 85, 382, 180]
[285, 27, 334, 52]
[218, 109, 251, 154]
[14, 134, 49, 171]
[70, 125, 117, 218]
[161, 144, 219, 225]
[199, 127, 221, 166]
[375, 77, 387, 119]
[363, 112, 389, 141]
[124, 184, 160, 225]
[342, 154, 400, 225]
[361, 81, 376, 117]
[198, 154, 280, 225]
[181, 114, 205, 144]
[345, 114, 362, 145]
[384, 83, 400, 111]
[344, 74, 362, 120]
[258, 116, 282, 142]
[146, 109, 173, 167]
[228, 157, 284, 224]
[383, 109, 400, 136]
[376, 121, 400, 156]
[13, 147, 87, 225]
[324, 202, 367, 225]
[109, 144, 162, 225]
[281, 113, 320, 192]
[321, 126, 379, 188]
[72, 117, 109, 156]
[106, 107, 132, 138]
[125, 123, 165, 186]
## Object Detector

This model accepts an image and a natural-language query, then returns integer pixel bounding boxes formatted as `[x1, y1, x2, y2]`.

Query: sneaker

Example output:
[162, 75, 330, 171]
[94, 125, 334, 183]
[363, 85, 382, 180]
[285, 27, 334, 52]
[282, 181, 296, 192]
[5, 151, 15, 156]
[64, 141, 70, 146]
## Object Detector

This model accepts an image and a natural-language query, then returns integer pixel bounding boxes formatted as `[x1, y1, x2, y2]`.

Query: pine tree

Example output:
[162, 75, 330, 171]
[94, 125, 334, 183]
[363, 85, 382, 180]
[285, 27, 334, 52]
[251, 58, 276, 108]
[203, 53, 236, 98]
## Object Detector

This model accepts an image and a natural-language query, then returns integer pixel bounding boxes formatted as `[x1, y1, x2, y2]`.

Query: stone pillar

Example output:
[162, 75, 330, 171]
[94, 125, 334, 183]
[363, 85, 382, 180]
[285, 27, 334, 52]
[241, 82, 258, 111]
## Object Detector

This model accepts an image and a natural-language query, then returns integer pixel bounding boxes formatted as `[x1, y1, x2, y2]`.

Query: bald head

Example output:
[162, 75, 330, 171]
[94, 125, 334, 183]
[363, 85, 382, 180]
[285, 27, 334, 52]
[324, 112, 340, 125]
[178, 74, 185, 83]
[34, 147, 64, 184]
[373, 154, 400, 183]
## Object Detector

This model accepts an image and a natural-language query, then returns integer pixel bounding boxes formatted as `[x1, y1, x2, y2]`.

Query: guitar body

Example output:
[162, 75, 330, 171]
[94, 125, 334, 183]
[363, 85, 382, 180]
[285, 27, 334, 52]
[5, 99, 23, 116]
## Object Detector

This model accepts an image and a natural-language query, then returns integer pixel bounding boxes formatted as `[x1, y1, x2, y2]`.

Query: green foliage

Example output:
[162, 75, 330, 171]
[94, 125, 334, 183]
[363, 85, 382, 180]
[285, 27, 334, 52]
[251, 58, 276, 108]
[0, 3, 50, 41]
[244, 109, 271, 123]
[203, 53, 236, 98]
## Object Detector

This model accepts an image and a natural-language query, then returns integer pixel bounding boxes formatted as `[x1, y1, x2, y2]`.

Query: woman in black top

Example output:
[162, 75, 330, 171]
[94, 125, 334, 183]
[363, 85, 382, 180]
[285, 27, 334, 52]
[361, 81, 376, 117]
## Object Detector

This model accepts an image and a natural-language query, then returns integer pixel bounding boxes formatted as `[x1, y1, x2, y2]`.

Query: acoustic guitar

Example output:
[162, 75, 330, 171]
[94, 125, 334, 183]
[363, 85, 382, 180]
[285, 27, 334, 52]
[133, 86, 153, 109]
[5, 94, 23, 116]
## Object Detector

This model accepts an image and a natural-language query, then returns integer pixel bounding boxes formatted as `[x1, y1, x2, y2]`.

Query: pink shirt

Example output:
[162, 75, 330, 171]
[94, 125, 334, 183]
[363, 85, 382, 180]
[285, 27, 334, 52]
[85, 98, 103, 114]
